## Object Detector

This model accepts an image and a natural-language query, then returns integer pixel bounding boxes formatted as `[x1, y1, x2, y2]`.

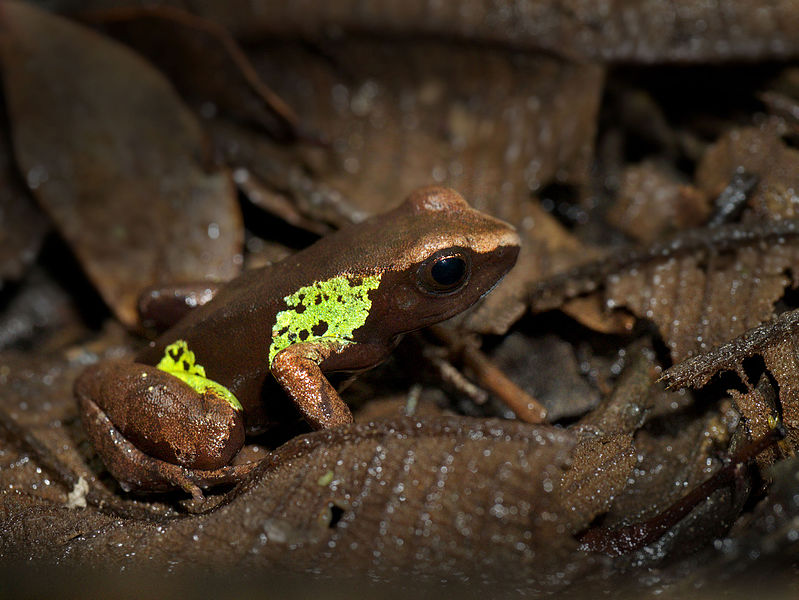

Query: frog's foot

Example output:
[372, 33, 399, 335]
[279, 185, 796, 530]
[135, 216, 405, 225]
[75, 361, 250, 498]
[271, 340, 355, 429]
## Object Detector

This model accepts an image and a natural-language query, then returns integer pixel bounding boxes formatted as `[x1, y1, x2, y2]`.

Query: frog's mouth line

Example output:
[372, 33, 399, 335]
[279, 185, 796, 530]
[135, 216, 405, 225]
[479, 259, 515, 299]
[475, 243, 520, 298]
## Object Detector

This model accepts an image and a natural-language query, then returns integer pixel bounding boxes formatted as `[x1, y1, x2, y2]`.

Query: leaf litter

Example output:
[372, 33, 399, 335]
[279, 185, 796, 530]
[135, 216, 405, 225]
[1, 1, 799, 596]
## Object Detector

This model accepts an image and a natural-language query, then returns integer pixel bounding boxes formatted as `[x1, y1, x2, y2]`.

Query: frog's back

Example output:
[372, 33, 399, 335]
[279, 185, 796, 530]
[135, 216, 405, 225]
[135, 261, 302, 413]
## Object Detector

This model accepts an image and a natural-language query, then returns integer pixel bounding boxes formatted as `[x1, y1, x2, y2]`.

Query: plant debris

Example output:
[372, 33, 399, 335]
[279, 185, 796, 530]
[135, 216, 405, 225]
[2, 1, 799, 597]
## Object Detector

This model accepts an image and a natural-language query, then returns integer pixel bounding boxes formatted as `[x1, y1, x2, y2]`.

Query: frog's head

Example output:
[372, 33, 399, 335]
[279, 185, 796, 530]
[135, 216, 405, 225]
[359, 186, 520, 337]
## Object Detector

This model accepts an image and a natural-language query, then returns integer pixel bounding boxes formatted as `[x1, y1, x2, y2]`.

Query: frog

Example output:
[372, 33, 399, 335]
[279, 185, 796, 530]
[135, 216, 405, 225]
[74, 186, 520, 499]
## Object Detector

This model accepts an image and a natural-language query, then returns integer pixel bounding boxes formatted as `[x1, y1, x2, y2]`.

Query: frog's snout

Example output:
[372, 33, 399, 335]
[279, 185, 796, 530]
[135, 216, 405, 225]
[495, 238, 521, 274]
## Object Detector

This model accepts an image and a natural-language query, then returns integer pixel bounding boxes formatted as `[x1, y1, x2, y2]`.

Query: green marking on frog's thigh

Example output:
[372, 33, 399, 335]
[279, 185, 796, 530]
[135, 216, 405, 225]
[268, 273, 382, 366]
[156, 340, 243, 411]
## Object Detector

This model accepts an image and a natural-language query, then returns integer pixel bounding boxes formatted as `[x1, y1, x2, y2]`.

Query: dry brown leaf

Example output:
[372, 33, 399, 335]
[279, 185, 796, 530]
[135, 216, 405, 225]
[0, 1, 242, 327]
[262, 40, 601, 212]
[209, 40, 602, 224]
[532, 103, 799, 365]
[559, 433, 636, 533]
[606, 244, 793, 361]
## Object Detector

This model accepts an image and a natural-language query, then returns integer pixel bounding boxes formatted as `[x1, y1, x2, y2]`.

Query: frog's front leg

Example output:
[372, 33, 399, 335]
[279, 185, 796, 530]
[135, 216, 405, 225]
[271, 339, 372, 429]
[75, 360, 251, 499]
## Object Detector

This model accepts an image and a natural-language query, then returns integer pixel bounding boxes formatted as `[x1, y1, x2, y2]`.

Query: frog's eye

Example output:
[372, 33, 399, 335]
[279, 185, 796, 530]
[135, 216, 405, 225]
[417, 249, 470, 295]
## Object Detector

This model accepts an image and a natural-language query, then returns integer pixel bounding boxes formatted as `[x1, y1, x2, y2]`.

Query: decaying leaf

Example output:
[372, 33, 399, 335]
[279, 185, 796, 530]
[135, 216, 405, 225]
[663, 307, 799, 455]
[0, 1, 242, 327]
[559, 433, 636, 533]
[260, 40, 601, 208]
[4, 401, 578, 581]
[729, 375, 781, 471]
[559, 348, 657, 533]
[696, 125, 799, 219]
[606, 160, 710, 245]
[2, 1, 799, 594]
[530, 112, 799, 363]
[83, 5, 302, 140]
[531, 215, 799, 362]
[99, 0, 799, 63]
[0, 126, 47, 285]
[209, 39, 603, 229]
[491, 332, 600, 422]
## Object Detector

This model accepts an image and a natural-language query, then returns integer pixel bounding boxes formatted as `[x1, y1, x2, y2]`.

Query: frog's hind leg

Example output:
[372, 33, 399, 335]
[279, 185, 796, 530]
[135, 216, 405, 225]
[75, 361, 249, 498]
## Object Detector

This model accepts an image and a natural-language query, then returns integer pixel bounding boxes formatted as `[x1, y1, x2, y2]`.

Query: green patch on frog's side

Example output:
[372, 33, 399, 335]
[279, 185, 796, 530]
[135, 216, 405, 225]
[157, 340, 243, 411]
[268, 274, 382, 365]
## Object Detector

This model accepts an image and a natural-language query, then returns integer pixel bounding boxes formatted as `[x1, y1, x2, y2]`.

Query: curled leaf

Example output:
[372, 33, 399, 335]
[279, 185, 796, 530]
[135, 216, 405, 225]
[531, 217, 799, 361]
[663, 308, 799, 454]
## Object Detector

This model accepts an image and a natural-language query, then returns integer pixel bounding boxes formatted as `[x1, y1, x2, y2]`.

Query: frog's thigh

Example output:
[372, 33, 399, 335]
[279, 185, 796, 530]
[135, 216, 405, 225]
[79, 392, 255, 499]
[270, 341, 354, 429]
[75, 361, 244, 471]
[79, 393, 197, 497]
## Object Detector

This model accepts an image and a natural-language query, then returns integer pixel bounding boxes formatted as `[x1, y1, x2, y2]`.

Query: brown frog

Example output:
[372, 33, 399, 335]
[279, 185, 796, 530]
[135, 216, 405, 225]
[75, 186, 520, 498]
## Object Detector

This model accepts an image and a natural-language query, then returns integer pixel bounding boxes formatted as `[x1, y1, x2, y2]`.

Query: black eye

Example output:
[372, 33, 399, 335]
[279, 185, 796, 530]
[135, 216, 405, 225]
[417, 249, 470, 295]
[431, 257, 466, 286]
